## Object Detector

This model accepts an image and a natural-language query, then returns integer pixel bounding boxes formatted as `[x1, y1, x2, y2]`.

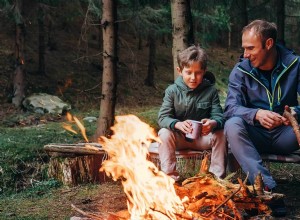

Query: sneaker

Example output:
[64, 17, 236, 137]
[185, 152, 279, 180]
[268, 198, 287, 217]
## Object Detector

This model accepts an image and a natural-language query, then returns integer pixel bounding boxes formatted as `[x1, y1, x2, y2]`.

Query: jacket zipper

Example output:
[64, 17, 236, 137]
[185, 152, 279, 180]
[237, 57, 298, 110]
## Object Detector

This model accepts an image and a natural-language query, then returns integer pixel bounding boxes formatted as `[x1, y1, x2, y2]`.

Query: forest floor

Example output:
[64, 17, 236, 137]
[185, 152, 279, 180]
[0, 21, 300, 219]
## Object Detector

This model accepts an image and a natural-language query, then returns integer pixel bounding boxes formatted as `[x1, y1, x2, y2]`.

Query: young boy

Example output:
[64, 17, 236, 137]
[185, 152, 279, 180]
[157, 45, 227, 181]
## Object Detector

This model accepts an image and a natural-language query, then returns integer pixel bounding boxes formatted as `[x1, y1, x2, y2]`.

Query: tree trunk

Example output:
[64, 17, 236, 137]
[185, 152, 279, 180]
[277, 0, 285, 45]
[144, 31, 156, 87]
[44, 143, 108, 185]
[38, 4, 46, 75]
[171, 0, 191, 80]
[94, 0, 118, 139]
[12, 0, 26, 107]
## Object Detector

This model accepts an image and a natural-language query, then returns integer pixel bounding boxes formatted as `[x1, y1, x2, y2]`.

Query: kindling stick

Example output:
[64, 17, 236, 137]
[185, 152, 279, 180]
[283, 105, 300, 147]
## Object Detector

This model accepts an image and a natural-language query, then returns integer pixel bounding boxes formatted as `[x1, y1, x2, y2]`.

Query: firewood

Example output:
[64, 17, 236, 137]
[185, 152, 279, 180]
[237, 178, 251, 197]
[173, 171, 284, 219]
[254, 172, 264, 196]
[199, 154, 210, 174]
[71, 204, 104, 220]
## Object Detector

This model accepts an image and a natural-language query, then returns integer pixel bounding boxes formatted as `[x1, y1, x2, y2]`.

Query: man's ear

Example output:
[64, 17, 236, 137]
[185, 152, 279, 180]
[265, 38, 274, 50]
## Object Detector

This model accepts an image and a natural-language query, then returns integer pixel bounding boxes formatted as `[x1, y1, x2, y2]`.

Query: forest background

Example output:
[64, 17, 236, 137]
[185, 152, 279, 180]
[0, 0, 300, 219]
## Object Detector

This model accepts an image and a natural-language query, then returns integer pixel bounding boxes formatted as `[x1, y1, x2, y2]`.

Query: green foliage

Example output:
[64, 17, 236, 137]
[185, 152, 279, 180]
[136, 107, 160, 131]
[118, 0, 171, 37]
[192, 1, 232, 45]
[84, 0, 101, 19]
[0, 0, 12, 9]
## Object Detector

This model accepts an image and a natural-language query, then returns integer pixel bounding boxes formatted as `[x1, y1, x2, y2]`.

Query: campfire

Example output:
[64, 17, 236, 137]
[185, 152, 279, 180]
[70, 114, 286, 220]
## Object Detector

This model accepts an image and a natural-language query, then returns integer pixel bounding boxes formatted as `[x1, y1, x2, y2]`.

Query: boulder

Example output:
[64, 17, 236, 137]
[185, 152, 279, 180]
[22, 93, 71, 114]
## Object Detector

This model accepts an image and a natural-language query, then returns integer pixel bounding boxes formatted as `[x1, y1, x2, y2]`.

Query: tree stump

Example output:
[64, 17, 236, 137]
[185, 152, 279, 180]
[44, 143, 109, 185]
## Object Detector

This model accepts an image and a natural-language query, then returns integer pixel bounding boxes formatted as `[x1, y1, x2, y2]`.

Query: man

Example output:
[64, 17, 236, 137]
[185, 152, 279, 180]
[224, 19, 300, 217]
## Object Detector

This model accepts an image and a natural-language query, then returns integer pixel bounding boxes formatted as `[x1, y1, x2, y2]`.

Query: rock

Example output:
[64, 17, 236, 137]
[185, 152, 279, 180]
[83, 116, 97, 122]
[22, 93, 71, 114]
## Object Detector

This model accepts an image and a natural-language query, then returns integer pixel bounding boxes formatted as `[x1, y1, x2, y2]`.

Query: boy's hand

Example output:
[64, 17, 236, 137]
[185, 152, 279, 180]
[174, 121, 193, 134]
[201, 119, 217, 136]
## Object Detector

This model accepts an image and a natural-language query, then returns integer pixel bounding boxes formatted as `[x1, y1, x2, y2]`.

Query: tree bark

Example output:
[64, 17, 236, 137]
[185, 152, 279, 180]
[12, 0, 26, 107]
[171, 0, 191, 80]
[94, 0, 118, 139]
[44, 143, 108, 185]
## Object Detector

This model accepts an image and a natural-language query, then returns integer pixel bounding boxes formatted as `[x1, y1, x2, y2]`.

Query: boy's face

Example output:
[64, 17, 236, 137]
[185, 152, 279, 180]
[177, 62, 206, 89]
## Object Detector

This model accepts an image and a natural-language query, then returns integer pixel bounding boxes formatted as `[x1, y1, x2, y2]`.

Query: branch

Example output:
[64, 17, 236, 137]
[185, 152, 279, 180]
[71, 204, 104, 220]
[203, 185, 241, 218]
[283, 105, 300, 147]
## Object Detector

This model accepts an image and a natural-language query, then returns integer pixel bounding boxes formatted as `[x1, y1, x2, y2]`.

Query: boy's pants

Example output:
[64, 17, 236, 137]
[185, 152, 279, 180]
[158, 128, 227, 180]
[224, 117, 299, 189]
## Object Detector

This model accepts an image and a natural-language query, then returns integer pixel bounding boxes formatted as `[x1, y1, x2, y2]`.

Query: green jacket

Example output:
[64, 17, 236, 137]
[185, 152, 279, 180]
[158, 71, 224, 130]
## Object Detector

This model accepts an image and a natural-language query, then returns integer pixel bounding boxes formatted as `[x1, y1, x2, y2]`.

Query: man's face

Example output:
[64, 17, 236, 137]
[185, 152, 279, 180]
[177, 62, 206, 89]
[242, 29, 270, 70]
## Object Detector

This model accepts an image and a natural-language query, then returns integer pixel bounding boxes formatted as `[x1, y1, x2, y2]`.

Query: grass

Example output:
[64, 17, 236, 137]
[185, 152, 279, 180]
[0, 121, 86, 194]
[0, 183, 108, 219]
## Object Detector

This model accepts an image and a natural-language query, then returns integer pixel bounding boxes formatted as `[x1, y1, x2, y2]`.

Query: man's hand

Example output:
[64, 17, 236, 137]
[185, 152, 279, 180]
[255, 109, 284, 129]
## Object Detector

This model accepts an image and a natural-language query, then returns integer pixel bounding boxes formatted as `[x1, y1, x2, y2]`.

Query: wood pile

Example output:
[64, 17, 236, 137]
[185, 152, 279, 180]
[72, 156, 284, 220]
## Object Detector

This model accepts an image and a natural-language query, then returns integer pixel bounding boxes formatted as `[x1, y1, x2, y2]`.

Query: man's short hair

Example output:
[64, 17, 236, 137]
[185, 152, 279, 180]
[177, 45, 207, 70]
[242, 19, 277, 47]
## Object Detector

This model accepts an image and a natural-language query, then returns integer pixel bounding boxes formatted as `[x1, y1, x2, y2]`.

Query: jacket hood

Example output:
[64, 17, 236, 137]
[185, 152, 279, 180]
[175, 71, 216, 92]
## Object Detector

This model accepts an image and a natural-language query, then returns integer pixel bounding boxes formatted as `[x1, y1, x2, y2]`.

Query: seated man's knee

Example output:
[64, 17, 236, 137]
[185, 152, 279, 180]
[224, 117, 245, 134]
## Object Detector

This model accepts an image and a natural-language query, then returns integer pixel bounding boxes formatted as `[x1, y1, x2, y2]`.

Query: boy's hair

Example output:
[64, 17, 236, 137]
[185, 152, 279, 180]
[177, 45, 207, 71]
[242, 19, 277, 48]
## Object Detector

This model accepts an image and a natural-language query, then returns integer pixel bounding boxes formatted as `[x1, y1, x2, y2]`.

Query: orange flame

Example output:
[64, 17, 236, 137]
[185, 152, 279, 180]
[100, 115, 190, 219]
[63, 112, 89, 142]
[66, 112, 73, 121]
[62, 123, 78, 134]
[73, 116, 88, 142]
